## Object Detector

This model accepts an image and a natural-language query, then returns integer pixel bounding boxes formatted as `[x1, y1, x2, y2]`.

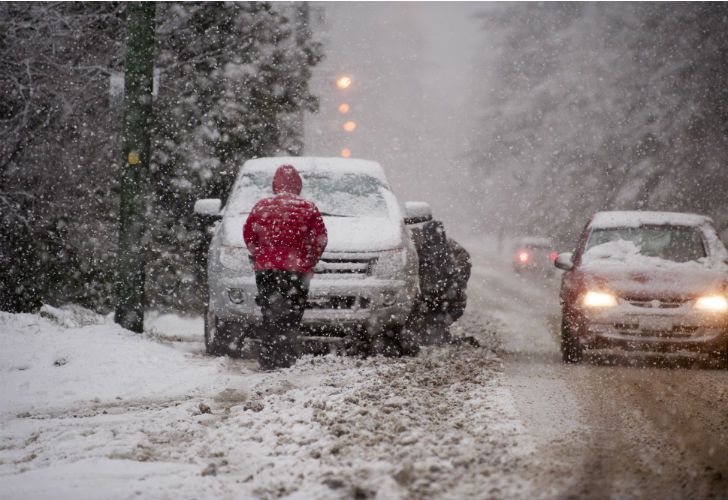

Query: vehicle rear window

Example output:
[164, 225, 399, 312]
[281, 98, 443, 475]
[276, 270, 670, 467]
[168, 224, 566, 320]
[584, 225, 706, 263]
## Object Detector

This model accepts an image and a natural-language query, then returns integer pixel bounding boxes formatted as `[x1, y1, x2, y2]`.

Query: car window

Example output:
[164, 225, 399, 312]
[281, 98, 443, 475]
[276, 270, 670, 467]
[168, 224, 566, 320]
[584, 225, 707, 263]
[226, 171, 390, 217]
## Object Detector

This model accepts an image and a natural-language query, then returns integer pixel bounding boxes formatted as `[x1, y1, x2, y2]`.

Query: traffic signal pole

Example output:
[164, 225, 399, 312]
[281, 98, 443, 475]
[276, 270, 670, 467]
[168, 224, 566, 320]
[115, 2, 156, 333]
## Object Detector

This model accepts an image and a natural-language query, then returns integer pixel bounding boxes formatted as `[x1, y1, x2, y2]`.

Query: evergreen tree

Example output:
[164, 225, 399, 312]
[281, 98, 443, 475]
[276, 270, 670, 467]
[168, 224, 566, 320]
[0, 2, 322, 313]
[148, 2, 322, 311]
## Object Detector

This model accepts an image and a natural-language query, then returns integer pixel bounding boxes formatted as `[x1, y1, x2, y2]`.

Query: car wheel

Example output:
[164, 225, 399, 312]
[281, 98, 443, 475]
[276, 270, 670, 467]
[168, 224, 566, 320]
[204, 305, 229, 356]
[719, 342, 728, 369]
[561, 315, 583, 364]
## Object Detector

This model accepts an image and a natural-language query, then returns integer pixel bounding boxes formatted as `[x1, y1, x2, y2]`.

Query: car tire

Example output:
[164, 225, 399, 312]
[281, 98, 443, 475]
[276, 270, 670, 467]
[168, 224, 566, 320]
[719, 342, 728, 370]
[204, 305, 230, 356]
[561, 315, 583, 364]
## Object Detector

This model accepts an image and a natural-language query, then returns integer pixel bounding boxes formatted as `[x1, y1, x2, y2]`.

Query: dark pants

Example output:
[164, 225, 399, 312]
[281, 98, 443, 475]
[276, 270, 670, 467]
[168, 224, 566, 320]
[255, 270, 309, 343]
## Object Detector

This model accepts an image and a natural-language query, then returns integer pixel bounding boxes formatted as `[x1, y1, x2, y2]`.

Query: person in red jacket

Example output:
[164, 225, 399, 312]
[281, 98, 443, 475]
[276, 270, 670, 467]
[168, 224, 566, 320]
[243, 164, 327, 369]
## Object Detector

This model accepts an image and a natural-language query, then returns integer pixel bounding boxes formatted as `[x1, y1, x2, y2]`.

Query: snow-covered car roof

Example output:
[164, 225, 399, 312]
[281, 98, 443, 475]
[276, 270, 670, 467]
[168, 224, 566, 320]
[242, 156, 389, 185]
[589, 211, 713, 229]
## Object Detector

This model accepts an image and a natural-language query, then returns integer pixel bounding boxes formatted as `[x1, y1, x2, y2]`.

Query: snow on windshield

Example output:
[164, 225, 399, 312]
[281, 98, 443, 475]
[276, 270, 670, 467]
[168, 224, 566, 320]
[582, 225, 707, 266]
[226, 171, 390, 218]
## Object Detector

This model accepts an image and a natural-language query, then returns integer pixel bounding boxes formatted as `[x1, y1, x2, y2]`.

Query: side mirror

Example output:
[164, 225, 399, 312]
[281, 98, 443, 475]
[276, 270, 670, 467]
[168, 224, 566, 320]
[554, 252, 575, 271]
[404, 201, 433, 225]
[194, 199, 222, 220]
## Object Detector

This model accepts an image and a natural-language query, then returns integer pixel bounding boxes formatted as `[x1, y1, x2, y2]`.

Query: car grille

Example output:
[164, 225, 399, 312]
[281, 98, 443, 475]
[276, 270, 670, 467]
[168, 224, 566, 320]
[306, 296, 369, 310]
[624, 297, 687, 309]
[314, 256, 376, 276]
[613, 322, 699, 338]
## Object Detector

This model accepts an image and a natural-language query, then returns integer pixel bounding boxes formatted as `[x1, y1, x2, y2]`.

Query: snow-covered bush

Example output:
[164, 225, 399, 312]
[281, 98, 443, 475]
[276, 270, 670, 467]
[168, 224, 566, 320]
[470, 3, 728, 245]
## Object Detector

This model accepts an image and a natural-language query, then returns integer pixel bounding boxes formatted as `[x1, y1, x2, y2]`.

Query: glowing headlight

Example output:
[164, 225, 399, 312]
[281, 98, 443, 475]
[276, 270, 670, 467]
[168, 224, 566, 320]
[694, 295, 728, 312]
[219, 246, 253, 272]
[582, 291, 618, 308]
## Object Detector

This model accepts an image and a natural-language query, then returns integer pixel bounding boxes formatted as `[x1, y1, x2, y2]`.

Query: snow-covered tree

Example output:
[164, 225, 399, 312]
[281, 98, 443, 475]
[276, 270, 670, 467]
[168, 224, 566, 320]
[148, 2, 322, 310]
[0, 2, 125, 312]
[0, 2, 322, 313]
[470, 3, 728, 244]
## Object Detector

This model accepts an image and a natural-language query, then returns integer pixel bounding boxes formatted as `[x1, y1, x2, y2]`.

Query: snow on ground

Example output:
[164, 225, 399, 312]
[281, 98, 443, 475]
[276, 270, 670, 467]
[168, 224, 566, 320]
[0, 309, 230, 418]
[1, 295, 534, 498]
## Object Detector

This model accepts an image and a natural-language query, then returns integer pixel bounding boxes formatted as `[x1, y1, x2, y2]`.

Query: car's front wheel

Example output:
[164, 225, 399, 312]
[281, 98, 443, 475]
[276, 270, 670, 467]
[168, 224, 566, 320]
[204, 305, 231, 356]
[561, 314, 583, 364]
[717, 341, 728, 369]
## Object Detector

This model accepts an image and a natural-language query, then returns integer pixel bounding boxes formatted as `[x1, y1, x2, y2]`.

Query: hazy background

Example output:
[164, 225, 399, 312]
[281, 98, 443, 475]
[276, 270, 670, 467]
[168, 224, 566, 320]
[305, 2, 728, 246]
[305, 2, 483, 240]
[3, 2, 727, 313]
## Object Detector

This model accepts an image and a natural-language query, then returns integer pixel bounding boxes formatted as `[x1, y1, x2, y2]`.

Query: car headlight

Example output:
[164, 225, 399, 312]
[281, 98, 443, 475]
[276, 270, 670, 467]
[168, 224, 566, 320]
[694, 295, 728, 313]
[582, 291, 618, 308]
[219, 246, 253, 272]
[374, 248, 406, 278]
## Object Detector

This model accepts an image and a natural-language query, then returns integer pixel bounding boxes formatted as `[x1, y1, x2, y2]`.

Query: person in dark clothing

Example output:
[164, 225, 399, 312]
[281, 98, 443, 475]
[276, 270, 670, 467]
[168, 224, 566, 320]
[243, 164, 327, 369]
[253, 271, 309, 368]
[407, 218, 472, 344]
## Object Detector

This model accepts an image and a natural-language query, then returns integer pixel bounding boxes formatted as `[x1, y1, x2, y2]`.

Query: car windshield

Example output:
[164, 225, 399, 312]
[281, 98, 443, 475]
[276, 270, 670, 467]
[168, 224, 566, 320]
[584, 225, 706, 263]
[226, 171, 390, 217]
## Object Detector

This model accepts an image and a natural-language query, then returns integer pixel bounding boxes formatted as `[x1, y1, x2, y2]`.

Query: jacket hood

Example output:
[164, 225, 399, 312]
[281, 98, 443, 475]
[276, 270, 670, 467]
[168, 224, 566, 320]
[272, 164, 302, 195]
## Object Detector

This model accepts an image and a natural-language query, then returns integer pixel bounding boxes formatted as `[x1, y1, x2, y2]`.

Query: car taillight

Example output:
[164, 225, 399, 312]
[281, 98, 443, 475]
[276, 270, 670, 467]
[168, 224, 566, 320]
[550, 251, 558, 262]
[517, 251, 530, 263]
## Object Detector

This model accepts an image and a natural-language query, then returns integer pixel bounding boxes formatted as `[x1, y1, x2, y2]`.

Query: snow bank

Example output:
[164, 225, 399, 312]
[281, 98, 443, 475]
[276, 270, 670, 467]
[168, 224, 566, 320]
[0, 305, 532, 499]
[0, 309, 222, 417]
[145, 311, 204, 343]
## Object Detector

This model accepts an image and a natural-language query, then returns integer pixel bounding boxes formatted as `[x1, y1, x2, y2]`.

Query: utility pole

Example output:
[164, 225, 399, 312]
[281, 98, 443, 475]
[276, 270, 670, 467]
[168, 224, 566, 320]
[115, 2, 156, 333]
[293, 1, 310, 155]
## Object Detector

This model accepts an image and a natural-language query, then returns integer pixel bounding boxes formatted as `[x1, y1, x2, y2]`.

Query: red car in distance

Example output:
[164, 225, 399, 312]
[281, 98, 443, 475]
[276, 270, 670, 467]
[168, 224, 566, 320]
[513, 237, 558, 276]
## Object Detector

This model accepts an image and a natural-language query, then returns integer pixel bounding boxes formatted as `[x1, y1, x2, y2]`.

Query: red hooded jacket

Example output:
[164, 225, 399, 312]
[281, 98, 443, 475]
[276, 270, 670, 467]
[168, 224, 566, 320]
[243, 165, 328, 274]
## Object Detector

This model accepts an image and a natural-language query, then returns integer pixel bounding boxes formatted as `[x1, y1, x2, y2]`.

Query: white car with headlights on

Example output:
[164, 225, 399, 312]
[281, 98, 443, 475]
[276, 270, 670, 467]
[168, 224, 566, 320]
[555, 211, 728, 364]
[194, 157, 420, 356]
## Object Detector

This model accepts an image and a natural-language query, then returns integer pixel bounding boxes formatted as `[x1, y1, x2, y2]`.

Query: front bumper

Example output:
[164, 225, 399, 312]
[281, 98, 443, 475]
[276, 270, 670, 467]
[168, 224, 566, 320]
[576, 304, 728, 354]
[208, 273, 416, 335]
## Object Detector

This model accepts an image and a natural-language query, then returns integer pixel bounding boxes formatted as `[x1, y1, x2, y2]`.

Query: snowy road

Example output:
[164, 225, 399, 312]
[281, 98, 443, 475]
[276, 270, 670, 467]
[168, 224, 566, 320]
[469, 244, 728, 499]
[0, 286, 530, 498]
[3, 243, 728, 499]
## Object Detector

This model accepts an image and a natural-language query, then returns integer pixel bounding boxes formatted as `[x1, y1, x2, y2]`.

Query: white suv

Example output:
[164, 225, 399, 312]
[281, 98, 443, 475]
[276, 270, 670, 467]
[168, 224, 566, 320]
[194, 157, 421, 356]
